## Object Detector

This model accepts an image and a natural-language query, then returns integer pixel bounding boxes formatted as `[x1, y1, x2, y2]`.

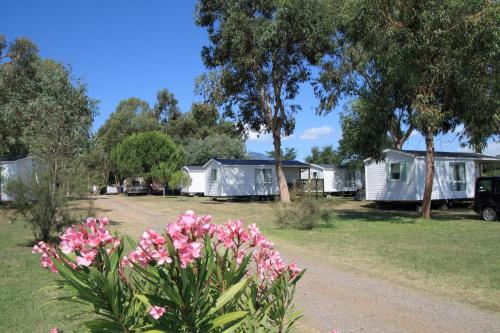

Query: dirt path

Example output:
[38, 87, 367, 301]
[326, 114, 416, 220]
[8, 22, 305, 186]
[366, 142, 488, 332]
[93, 196, 500, 333]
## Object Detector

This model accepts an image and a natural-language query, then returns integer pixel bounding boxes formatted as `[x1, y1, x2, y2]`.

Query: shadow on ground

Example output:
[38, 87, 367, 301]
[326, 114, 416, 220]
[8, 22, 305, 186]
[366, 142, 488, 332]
[335, 200, 479, 223]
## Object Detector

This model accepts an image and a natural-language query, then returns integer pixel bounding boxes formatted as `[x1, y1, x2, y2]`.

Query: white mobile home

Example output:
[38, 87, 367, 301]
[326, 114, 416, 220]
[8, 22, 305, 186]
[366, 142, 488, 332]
[181, 166, 205, 195]
[364, 149, 500, 202]
[301, 164, 364, 193]
[0, 156, 35, 202]
[201, 158, 309, 197]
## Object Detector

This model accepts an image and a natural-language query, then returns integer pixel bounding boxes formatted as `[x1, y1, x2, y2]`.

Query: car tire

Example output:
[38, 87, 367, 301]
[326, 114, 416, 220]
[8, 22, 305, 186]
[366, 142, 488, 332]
[482, 206, 498, 221]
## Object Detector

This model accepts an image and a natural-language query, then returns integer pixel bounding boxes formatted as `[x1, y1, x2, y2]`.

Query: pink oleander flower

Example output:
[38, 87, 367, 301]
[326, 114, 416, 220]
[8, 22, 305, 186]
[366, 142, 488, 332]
[99, 217, 109, 226]
[288, 261, 302, 279]
[149, 305, 166, 319]
[216, 220, 249, 248]
[127, 247, 151, 267]
[76, 249, 97, 267]
[178, 241, 203, 268]
[150, 248, 172, 265]
[50, 328, 60, 333]
[32, 241, 59, 273]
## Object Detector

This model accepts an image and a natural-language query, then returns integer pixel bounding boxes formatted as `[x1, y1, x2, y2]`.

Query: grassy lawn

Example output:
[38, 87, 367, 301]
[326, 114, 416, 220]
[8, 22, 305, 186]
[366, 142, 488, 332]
[0, 211, 86, 332]
[267, 207, 500, 312]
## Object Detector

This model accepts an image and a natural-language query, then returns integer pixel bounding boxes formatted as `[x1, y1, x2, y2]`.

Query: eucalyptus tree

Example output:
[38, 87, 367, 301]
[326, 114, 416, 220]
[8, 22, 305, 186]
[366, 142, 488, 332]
[0, 36, 40, 156]
[317, 0, 499, 218]
[195, 0, 334, 202]
[154, 88, 181, 125]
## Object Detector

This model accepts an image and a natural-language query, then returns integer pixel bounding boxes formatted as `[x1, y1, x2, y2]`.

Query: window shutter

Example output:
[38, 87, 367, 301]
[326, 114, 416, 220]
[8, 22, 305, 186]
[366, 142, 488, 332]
[386, 163, 391, 182]
[401, 162, 407, 182]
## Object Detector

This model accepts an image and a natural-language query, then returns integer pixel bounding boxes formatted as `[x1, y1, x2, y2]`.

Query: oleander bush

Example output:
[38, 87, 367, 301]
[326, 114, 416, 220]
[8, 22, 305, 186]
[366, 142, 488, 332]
[33, 211, 304, 332]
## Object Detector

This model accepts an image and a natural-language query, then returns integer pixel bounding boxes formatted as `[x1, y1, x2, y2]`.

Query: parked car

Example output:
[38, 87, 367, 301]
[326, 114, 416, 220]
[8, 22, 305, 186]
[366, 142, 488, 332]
[106, 185, 119, 195]
[123, 177, 148, 196]
[474, 177, 500, 221]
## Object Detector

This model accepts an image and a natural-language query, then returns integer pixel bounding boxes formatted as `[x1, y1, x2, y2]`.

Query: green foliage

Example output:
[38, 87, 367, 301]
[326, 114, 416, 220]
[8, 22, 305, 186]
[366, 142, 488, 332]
[168, 170, 192, 190]
[27, 60, 96, 174]
[317, 0, 499, 150]
[153, 88, 181, 125]
[0, 36, 39, 156]
[95, 97, 162, 183]
[111, 131, 183, 180]
[196, 0, 334, 201]
[150, 162, 174, 185]
[54, 241, 148, 332]
[184, 134, 246, 165]
[165, 103, 242, 147]
[0, 37, 96, 164]
[5, 172, 74, 242]
[276, 199, 335, 230]
[305, 145, 343, 166]
[338, 99, 394, 162]
[266, 148, 297, 161]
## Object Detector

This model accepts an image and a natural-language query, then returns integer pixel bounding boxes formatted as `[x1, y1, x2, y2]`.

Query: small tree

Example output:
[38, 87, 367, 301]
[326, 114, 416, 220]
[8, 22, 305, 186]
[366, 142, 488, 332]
[150, 162, 177, 196]
[168, 170, 192, 195]
[111, 131, 183, 180]
[6, 172, 72, 242]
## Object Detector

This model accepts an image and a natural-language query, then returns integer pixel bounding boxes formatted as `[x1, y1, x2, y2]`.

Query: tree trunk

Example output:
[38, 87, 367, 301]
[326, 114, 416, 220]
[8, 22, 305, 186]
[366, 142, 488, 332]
[272, 133, 290, 203]
[422, 130, 435, 219]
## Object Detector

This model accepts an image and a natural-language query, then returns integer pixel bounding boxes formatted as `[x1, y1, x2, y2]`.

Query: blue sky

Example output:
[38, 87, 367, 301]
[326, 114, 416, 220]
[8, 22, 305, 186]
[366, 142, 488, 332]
[2, 0, 498, 159]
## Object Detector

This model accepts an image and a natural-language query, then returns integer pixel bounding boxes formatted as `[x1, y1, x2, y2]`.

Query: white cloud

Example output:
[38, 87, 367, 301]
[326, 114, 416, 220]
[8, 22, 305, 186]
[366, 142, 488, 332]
[484, 142, 500, 157]
[299, 126, 333, 140]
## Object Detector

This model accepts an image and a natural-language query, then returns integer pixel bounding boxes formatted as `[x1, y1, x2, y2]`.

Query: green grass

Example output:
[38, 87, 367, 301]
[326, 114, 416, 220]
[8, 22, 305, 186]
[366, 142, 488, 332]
[0, 211, 87, 332]
[265, 205, 500, 312]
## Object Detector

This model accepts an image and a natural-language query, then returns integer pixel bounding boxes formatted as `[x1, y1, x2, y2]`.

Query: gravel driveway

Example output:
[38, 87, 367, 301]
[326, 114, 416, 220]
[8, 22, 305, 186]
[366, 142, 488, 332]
[93, 196, 500, 333]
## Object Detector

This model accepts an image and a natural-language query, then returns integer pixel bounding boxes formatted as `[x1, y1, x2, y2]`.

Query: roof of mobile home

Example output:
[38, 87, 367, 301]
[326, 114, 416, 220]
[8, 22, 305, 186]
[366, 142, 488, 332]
[365, 149, 500, 162]
[208, 158, 310, 167]
[0, 155, 29, 162]
[183, 165, 204, 171]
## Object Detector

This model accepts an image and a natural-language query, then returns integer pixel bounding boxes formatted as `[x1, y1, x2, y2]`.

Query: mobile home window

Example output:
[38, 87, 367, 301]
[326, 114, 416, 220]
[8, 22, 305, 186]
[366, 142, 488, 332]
[255, 168, 272, 184]
[390, 163, 401, 180]
[346, 171, 356, 187]
[450, 162, 466, 191]
[212, 168, 219, 182]
[312, 171, 318, 179]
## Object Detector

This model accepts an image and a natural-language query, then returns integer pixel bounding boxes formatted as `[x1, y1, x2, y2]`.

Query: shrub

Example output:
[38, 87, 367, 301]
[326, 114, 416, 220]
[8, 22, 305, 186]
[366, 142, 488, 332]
[275, 198, 335, 230]
[168, 170, 192, 192]
[32, 211, 304, 332]
[6, 172, 74, 242]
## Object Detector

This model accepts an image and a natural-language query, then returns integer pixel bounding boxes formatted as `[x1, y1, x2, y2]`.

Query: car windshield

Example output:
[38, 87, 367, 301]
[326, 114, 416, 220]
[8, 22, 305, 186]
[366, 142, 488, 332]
[131, 180, 141, 186]
[477, 179, 492, 193]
